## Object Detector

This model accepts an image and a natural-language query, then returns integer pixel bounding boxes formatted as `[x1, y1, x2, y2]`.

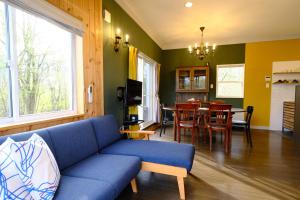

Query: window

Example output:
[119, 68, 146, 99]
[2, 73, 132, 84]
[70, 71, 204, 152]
[216, 64, 245, 98]
[137, 53, 156, 126]
[0, 1, 81, 124]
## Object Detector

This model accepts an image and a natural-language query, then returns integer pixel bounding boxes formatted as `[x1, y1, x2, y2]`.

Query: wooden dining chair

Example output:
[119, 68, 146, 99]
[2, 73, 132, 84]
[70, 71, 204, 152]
[232, 106, 254, 147]
[205, 104, 232, 152]
[175, 103, 200, 145]
[160, 104, 173, 137]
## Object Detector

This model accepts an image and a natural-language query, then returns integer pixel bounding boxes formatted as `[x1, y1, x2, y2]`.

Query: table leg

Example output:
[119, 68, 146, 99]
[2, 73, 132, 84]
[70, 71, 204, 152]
[228, 113, 233, 152]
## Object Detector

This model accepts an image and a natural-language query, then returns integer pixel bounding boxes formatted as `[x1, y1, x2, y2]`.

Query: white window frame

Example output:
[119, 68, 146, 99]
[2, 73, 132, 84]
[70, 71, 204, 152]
[0, 2, 80, 124]
[216, 64, 245, 98]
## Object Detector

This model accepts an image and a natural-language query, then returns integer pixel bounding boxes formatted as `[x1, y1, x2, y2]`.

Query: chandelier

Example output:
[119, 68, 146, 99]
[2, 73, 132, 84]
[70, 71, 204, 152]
[188, 26, 216, 60]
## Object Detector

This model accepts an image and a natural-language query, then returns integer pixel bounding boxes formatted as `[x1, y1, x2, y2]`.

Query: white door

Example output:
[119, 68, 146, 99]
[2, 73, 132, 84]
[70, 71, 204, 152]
[137, 54, 155, 126]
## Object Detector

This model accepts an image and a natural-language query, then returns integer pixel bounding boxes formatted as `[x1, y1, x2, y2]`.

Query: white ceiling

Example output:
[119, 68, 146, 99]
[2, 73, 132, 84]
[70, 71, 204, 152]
[115, 0, 300, 50]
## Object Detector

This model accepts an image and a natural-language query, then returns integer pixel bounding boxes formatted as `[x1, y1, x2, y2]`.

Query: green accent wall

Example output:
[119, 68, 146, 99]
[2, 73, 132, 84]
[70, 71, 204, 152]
[160, 44, 245, 107]
[103, 0, 162, 123]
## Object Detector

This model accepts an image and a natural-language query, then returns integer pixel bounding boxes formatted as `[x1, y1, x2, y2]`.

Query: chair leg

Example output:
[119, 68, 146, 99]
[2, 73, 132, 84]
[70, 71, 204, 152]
[225, 129, 228, 153]
[163, 125, 167, 134]
[209, 129, 212, 152]
[248, 126, 253, 147]
[220, 131, 223, 144]
[203, 127, 207, 143]
[178, 127, 181, 143]
[244, 125, 249, 143]
[197, 127, 200, 141]
[160, 124, 164, 137]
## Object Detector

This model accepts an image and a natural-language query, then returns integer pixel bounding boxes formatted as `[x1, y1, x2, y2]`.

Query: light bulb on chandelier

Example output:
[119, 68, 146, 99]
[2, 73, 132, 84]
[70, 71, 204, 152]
[188, 26, 216, 60]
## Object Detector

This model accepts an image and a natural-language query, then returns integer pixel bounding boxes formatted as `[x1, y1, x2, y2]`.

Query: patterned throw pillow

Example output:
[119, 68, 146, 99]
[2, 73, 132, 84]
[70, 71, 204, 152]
[10, 134, 61, 200]
[0, 138, 33, 200]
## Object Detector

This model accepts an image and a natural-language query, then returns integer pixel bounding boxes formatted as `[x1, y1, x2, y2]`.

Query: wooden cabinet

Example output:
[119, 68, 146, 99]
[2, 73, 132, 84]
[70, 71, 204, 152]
[176, 66, 209, 92]
[175, 66, 209, 103]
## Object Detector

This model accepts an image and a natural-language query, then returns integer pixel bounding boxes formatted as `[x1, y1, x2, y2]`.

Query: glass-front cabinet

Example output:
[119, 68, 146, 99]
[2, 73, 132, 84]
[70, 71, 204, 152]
[177, 68, 192, 90]
[176, 66, 209, 92]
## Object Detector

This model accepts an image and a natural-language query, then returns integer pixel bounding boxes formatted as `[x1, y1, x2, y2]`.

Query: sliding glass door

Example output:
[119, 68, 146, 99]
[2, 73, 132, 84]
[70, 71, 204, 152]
[137, 54, 155, 126]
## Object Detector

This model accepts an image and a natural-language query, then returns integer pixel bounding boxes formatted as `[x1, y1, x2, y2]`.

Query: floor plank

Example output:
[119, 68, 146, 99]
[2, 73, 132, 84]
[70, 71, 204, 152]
[118, 128, 300, 200]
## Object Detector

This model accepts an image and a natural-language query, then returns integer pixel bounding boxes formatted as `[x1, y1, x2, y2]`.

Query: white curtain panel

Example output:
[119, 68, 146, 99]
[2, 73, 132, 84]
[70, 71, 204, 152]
[2, 0, 84, 36]
[154, 63, 161, 123]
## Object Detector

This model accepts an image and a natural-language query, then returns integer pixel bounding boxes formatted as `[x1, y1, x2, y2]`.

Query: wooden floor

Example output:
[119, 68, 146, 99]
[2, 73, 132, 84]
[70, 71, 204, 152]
[118, 128, 300, 200]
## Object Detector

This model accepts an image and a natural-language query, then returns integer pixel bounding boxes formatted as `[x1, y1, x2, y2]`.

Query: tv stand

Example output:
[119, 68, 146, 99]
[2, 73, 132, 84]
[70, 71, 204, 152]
[122, 104, 144, 129]
[116, 79, 144, 129]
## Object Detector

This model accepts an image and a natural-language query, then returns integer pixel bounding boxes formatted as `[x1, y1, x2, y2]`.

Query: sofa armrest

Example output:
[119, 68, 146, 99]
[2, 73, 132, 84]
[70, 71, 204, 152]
[119, 130, 155, 140]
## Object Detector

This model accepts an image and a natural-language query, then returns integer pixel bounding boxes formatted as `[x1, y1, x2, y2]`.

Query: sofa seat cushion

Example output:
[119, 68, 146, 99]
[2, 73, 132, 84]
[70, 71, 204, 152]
[62, 154, 141, 195]
[101, 140, 195, 172]
[54, 176, 115, 200]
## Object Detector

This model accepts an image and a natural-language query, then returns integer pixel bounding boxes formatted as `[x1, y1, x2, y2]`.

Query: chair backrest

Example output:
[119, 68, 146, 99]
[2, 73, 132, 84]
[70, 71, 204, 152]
[201, 102, 210, 108]
[245, 106, 254, 124]
[186, 100, 201, 108]
[207, 104, 232, 127]
[176, 103, 199, 127]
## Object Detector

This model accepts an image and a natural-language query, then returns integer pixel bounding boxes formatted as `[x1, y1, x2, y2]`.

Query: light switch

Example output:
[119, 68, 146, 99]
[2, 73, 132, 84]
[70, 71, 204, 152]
[210, 84, 214, 89]
[104, 9, 111, 23]
[266, 83, 270, 88]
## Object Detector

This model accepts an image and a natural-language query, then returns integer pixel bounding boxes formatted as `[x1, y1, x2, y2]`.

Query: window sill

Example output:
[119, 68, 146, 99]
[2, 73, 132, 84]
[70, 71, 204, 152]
[0, 113, 84, 133]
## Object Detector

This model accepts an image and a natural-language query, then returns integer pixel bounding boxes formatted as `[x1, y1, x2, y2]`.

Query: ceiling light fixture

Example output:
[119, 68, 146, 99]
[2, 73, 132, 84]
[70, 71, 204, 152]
[188, 26, 216, 60]
[185, 2, 193, 8]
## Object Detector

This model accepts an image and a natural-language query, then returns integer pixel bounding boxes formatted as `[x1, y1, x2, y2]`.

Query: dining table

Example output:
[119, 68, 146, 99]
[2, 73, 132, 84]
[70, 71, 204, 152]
[162, 105, 246, 152]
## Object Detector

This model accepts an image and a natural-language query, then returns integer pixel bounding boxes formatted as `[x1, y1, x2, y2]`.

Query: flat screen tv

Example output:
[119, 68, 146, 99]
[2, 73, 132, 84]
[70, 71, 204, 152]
[125, 79, 142, 106]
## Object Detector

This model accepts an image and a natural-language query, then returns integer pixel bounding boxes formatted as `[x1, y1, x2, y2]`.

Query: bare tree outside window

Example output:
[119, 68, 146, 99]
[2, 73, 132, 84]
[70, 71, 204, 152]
[16, 9, 72, 115]
[0, 2, 77, 124]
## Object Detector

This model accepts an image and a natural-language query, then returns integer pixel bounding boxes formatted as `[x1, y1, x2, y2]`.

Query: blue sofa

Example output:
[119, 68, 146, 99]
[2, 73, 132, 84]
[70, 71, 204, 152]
[0, 115, 195, 200]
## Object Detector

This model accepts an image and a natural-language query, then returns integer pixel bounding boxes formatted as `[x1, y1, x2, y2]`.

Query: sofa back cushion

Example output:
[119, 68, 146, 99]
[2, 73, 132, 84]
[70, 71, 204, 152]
[90, 115, 122, 150]
[0, 129, 56, 157]
[47, 119, 98, 170]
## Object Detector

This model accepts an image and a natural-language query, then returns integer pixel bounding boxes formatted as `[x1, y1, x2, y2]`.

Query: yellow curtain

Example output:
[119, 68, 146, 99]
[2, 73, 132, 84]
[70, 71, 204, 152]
[128, 46, 143, 139]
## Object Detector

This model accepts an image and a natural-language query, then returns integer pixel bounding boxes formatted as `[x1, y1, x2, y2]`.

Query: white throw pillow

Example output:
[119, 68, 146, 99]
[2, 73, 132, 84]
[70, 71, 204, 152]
[0, 138, 33, 200]
[10, 134, 60, 200]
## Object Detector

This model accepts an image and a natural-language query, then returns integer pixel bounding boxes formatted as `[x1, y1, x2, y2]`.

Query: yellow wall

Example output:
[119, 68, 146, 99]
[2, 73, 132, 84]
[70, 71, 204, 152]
[244, 39, 300, 127]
